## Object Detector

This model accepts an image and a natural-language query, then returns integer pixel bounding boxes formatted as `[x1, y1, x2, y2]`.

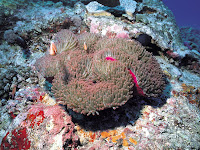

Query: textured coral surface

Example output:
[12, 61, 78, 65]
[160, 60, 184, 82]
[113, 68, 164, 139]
[0, 1, 200, 149]
[35, 30, 166, 115]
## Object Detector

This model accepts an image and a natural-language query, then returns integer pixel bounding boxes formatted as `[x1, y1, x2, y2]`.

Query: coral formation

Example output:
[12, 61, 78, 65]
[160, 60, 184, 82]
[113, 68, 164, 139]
[1, 127, 31, 150]
[34, 29, 166, 115]
[180, 27, 200, 52]
[0, 1, 200, 149]
[173, 83, 200, 109]
[0, 66, 38, 100]
[3, 29, 19, 44]
[0, 0, 28, 9]
[0, 101, 79, 149]
[76, 125, 138, 148]
[85, 0, 183, 53]
[24, 104, 79, 149]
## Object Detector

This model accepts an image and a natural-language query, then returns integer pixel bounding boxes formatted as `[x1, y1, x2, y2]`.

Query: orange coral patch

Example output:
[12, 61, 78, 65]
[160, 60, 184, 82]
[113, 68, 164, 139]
[121, 132, 126, 139]
[111, 135, 121, 143]
[123, 139, 129, 147]
[79, 129, 85, 134]
[89, 132, 96, 142]
[76, 125, 81, 131]
[108, 130, 118, 136]
[129, 137, 137, 145]
[101, 131, 111, 138]
[101, 130, 134, 147]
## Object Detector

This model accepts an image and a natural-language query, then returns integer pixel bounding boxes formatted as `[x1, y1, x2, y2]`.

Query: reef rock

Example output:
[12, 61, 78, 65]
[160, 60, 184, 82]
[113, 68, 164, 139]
[84, 0, 187, 57]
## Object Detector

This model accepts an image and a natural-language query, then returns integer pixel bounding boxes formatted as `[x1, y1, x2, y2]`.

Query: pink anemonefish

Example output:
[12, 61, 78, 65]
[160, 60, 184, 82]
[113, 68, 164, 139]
[83, 42, 87, 51]
[49, 41, 57, 56]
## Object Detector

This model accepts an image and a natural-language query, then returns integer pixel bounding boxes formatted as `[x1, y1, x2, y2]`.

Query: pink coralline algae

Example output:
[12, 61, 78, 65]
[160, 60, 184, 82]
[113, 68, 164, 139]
[90, 20, 100, 34]
[7, 103, 78, 149]
[27, 107, 45, 128]
[34, 30, 166, 115]
[24, 104, 79, 149]
[115, 31, 130, 39]
[1, 128, 31, 150]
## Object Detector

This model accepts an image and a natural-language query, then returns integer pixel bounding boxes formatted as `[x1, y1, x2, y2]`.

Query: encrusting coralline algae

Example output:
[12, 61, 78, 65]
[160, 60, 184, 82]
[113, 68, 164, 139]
[0, 0, 200, 149]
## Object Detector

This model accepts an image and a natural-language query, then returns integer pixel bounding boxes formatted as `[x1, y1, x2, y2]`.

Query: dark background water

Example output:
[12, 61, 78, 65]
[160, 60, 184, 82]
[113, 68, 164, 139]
[162, 0, 200, 29]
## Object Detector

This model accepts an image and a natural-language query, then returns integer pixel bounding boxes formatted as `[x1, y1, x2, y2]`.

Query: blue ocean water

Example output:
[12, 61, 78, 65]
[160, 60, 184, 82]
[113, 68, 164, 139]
[163, 0, 200, 29]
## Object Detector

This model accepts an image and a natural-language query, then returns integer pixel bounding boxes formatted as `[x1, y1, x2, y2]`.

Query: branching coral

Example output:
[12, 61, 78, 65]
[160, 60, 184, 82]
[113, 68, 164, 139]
[34, 29, 166, 115]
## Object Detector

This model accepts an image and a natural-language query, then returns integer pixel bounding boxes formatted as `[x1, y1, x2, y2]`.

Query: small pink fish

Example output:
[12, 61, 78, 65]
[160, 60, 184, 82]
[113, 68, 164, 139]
[11, 85, 17, 99]
[84, 42, 87, 51]
[49, 41, 57, 56]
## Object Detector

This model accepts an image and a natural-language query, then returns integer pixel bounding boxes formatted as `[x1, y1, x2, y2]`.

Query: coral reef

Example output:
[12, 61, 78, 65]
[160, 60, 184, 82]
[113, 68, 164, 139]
[1, 127, 31, 150]
[3, 29, 19, 44]
[84, 0, 200, 76]
[1, 1, 200, 149]
[74, 95, 200, 149]
[0, 103, 79, 149]
[0, 0, 29, 9]
[0, 109, 11, 145]
[0, 66, 38, 100]
[34, 29, 166, 115]
[180, 27, 200, 52]
[173, 83, 200, 109]
[76, 125, 138, 149]
[0, 86, 78, 149]
[9, 1, 82, 36]
[85, 0, 184, 53]
[24, 104, 79, 149]
[0, 86, 46, 144]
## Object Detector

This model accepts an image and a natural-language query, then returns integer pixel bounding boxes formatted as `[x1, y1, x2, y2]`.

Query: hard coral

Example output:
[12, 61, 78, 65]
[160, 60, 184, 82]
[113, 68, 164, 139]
[34, 30, 166, 115]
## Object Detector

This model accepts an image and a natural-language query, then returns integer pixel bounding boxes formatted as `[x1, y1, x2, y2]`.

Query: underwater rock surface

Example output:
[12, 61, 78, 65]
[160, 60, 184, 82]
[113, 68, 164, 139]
[0, 0, 200, 149]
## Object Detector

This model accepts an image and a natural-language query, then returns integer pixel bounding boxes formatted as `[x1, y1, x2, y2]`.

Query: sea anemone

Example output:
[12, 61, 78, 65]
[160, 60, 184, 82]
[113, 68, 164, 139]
[34, 30, 166, 115]
[53, 29, 78, 53]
